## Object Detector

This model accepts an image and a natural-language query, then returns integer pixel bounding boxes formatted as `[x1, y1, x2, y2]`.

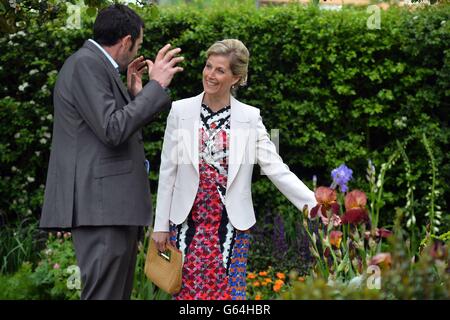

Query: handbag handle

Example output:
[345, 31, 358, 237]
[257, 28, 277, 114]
[158, 250, 171, 262]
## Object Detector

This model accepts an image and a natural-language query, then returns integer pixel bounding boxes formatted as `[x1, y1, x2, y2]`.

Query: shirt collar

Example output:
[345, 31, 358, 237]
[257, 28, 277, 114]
[88, 39, 119, 72]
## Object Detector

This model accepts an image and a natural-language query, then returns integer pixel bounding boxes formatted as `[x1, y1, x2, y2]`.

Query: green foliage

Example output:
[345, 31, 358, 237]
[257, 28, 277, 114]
[0, 97, 51, 223]
[0, 219, 45, 274]
[282, 276, 382, 300]
[0, 232, 80, 299]
[157, 0, 256, 9]
[0, 262, 40, 299]
[380, 211, 450, 299]
[31, 232, 81, 300]
[0, 228, 174, 300]
[282, 213, 450, 300]
[1, 3, 449, 275]
[0, 0, 111, 34]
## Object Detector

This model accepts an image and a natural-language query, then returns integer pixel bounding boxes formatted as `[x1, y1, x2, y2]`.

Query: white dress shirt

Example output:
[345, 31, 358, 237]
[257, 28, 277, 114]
[88, 39, 119, 71]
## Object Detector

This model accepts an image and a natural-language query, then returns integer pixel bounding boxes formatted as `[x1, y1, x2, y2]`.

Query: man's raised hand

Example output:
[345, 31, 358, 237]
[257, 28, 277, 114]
[127, 56, 148, 97]
[148, 44, 184, 89]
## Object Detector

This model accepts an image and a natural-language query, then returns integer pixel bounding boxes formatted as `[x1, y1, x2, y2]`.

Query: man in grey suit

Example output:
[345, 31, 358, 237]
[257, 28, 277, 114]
[39, 4, 183, 299]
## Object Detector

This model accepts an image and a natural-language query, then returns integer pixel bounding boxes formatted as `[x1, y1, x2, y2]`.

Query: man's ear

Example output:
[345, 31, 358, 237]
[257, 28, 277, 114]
[121, 35, 133, 49]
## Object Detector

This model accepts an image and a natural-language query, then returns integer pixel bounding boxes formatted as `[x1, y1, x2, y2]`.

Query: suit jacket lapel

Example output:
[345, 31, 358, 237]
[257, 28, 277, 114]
[83, 40, 131, 103]
[179, 93, 250, 187]
[180, 93, 202, 176]
[227, 95, 250, 190]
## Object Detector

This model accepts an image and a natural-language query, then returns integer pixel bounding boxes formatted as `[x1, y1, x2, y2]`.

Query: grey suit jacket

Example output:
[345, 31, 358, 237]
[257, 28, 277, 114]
[40, 40, 171, 229]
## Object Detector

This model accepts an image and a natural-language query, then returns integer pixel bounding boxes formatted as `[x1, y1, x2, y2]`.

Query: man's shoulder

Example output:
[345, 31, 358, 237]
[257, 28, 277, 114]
[58, 44, 99, 74]
[72, 46, 102, 68]
[55, 43, 109, 95]
[60, 40, 100, 66]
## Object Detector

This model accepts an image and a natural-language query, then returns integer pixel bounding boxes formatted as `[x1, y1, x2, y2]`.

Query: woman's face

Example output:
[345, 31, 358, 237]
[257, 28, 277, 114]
[202, 54, 240, 99]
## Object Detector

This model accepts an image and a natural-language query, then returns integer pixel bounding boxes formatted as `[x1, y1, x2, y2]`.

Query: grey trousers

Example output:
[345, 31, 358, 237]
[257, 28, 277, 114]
[72, 226, 141, 300]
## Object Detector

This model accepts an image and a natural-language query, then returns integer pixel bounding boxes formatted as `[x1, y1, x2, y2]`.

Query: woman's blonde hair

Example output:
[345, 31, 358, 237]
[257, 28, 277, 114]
[206, 39, 249, 90]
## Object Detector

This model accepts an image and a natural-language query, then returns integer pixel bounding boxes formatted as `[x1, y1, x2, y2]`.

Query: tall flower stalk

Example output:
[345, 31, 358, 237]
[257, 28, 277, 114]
[371, 151, 400, 231]
[397, 140, 419, 258]
[422, 133, 442, 235]
[396, 140, 416, 229]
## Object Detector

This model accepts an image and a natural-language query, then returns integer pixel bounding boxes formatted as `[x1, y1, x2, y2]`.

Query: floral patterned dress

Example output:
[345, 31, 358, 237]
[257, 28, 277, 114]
[169, 103, 250, 300]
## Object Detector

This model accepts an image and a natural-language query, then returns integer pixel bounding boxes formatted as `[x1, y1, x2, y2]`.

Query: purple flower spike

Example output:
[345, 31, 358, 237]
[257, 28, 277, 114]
[331, 164, 353, 192]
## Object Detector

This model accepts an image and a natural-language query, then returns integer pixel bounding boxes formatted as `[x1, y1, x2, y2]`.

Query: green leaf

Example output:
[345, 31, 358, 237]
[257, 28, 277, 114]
[86, 6, 97, 17]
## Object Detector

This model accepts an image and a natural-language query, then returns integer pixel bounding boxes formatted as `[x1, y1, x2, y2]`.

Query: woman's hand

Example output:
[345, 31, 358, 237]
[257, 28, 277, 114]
[152, 231, 170, 252]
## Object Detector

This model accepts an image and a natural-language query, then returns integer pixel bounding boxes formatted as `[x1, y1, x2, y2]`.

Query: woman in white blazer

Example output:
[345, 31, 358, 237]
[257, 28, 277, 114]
[152, 39, 317, 300]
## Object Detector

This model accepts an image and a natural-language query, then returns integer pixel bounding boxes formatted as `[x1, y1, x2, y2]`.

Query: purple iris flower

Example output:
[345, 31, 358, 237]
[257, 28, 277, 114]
[331, 164, 353, 193]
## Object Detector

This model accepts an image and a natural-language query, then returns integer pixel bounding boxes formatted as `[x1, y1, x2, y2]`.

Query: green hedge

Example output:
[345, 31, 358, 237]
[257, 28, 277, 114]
[1, 4, 449, 239]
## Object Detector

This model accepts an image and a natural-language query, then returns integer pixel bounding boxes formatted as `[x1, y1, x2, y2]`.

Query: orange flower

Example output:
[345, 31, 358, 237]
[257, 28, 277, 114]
[275, 279, 284, 286]
[273, 283, 282, 292]
[298, 276, 305, 282]
[344, 190, 367, 210]
[259, 271, 268, 276]
[329, 230, 343, 249]
[342, 190, 369, 225]
[253, 281, 261, 287]
[276, 272, 286, 280]
[310, 187, 341, 226]
[342, 208, 369, 224]
[264, 278, 273, 283]
[369, 253, 392, 269]
[315, 186, 337, 205]
[247, 272, 257, 279]
[255, 294, 262, 300]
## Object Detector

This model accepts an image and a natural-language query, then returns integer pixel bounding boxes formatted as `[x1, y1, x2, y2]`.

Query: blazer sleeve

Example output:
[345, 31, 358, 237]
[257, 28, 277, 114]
[255, 111, 317, 213]
[153, 108, 178, 232]
[71, 55, 170, 147]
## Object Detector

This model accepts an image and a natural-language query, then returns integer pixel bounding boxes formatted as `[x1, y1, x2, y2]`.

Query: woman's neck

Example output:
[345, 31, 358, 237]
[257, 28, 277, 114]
[203, 93, 230, 112]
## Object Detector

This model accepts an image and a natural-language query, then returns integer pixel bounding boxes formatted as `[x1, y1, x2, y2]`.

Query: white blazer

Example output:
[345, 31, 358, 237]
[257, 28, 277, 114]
[153, 92, 317, 232]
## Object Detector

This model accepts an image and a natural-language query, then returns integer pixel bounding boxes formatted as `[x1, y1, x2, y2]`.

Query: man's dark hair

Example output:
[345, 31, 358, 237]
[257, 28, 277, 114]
[93, 4, 144, 51]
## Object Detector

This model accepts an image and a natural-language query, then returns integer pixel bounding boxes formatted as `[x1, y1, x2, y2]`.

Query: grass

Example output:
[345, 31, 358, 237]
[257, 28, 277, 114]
[0, 217, 45, 274]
